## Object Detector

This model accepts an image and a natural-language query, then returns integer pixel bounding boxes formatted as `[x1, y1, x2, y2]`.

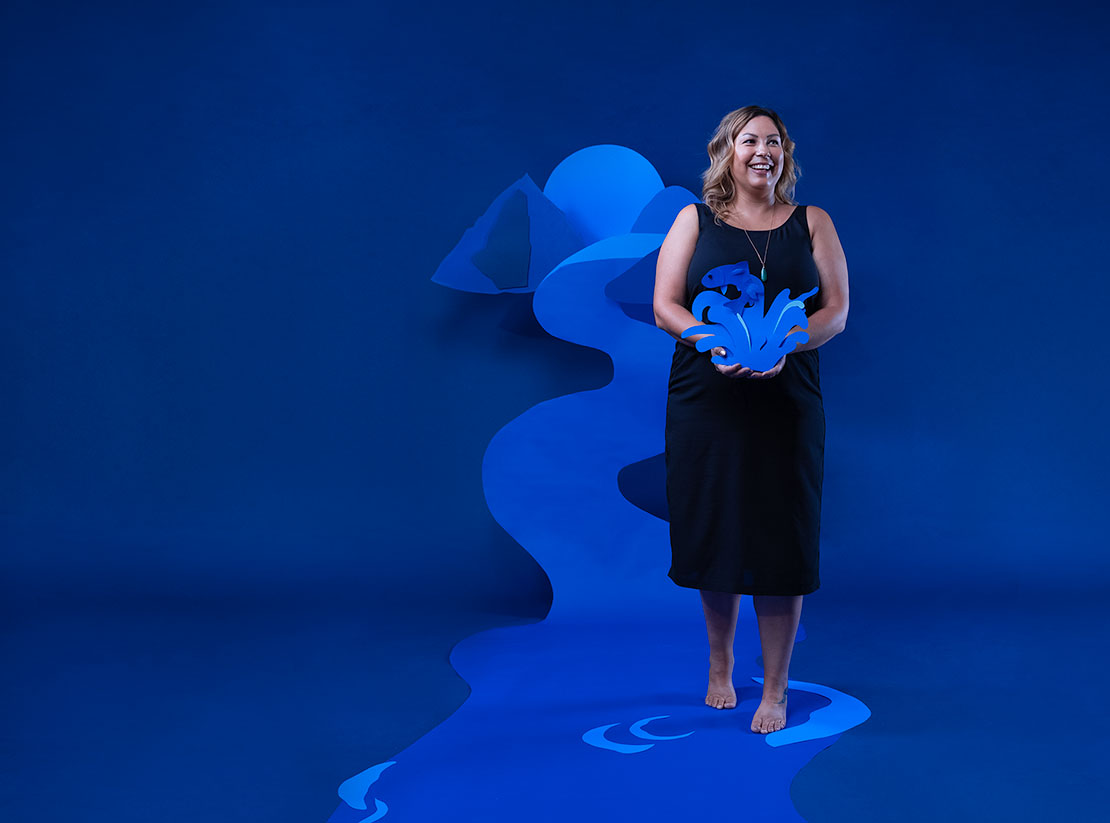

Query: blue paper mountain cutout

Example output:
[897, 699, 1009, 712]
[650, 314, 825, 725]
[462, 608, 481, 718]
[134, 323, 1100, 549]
[432, 172, 584, 294]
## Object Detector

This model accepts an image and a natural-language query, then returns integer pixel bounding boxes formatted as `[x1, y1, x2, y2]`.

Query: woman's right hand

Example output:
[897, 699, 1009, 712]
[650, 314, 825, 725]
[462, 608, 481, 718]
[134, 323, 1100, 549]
[712, 349, 786, 379]
[712, 348, 755, 379]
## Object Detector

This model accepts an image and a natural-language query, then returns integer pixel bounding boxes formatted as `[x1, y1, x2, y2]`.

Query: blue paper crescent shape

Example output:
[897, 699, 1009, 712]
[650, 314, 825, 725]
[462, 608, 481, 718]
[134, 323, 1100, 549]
[628, 716, 695, 741]
[752, 677, 872, 748]
[582, 723, 655, 754]
[355, 799, 389, 823]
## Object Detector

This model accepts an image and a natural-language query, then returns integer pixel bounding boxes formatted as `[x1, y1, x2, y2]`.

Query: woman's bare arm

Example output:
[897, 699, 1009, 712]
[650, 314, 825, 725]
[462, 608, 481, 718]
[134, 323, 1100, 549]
[653, 204, 705, 347]
[793, 205, 849, 352]
[652, 203, 777, 379]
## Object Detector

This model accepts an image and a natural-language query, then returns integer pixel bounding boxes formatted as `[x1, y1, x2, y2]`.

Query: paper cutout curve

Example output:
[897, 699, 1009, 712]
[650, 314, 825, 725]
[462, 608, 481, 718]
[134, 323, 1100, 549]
[543, 144, 665, 244]
[337, 760, 395, 821]
[582, 714, 696, 754]
[581, 724, 654, 754]
[753, 677, 872, 748]
[629, 715, 696, 741]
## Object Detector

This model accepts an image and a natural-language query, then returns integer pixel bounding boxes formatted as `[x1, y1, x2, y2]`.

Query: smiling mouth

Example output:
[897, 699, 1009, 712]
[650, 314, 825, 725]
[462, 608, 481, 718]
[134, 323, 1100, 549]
[749, 164, 773, 171]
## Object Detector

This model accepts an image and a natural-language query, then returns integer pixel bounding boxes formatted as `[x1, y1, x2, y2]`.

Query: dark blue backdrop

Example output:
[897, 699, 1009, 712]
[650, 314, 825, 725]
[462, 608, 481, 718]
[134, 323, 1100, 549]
[3, 1, 1108, 821]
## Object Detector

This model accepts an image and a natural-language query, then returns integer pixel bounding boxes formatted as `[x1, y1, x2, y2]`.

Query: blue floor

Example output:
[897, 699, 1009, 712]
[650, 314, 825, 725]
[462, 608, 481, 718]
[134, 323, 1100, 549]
[0, 587, 532, 821]
[5, 583, 1106, 821]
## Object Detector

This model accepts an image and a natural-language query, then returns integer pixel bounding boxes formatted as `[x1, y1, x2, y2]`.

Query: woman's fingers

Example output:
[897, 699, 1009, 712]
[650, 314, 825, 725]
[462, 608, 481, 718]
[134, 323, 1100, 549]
[713, 350, 787, 379]
[724, 356, 786, 379]
[750, 357, 785, 379]
[715, 363, 753, 378]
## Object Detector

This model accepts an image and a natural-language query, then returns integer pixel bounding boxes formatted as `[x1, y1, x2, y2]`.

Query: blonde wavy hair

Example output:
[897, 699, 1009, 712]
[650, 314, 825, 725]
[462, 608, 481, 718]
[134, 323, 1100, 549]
[702, 106, 800, 222]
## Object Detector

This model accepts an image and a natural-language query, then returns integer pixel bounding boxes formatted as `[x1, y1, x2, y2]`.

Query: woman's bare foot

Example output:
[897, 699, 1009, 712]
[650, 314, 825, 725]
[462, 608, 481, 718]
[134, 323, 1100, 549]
[700, 589, 740, 710]
[705, 661, 736, 709]
[751, 686, 787, 733]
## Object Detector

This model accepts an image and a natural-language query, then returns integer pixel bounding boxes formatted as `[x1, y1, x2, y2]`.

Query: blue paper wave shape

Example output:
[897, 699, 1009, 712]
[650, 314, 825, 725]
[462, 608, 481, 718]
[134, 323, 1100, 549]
[328, 145, 869, 823]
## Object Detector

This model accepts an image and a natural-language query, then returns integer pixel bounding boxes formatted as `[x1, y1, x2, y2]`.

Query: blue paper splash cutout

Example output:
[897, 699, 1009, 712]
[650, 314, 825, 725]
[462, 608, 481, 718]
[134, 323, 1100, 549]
[331, 146, 869, 823]
[682, 262, 819, 372]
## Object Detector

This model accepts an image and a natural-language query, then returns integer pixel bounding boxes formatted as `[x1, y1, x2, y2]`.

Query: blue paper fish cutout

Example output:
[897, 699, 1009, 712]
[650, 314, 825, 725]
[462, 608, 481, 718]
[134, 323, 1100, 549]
[699, 262, 763, 305]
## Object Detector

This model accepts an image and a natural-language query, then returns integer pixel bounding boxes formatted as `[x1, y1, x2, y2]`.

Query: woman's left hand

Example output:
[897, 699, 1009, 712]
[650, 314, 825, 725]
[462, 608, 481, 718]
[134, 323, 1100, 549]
[748, 355, 786, 379]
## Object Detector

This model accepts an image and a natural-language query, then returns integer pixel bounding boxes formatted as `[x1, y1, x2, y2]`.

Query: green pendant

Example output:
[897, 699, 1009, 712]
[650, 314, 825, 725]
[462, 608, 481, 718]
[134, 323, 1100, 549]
[760, 266, 766, 282]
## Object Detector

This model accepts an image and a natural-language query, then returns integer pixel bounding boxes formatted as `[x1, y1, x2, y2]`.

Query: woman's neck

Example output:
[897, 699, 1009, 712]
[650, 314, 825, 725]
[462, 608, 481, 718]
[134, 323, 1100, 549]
[727, 190, 777, 216]
[724, 191, 779, 225]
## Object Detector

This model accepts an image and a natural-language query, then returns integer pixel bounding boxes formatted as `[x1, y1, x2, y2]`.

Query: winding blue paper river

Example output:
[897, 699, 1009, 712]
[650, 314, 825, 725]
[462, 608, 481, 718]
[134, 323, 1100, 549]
[329, 147, 869, 822]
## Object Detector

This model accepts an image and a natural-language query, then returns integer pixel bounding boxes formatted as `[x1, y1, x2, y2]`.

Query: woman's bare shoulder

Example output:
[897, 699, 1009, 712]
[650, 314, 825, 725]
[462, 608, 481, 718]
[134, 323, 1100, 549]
[805, 204, 834, 223]
[677, 201, 701, 221]
[674, 198, 701, 224]
[666, 202, 701, 237]
[804, 205, 837, 237]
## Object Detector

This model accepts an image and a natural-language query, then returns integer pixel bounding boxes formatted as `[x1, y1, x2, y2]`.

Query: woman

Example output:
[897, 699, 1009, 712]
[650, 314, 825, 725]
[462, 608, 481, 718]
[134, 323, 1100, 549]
[652, 106, 849, 734]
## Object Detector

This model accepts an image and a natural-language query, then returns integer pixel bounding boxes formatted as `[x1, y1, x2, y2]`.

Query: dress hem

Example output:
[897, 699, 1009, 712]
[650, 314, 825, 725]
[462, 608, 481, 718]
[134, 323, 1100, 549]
[668, 571, 820, 597]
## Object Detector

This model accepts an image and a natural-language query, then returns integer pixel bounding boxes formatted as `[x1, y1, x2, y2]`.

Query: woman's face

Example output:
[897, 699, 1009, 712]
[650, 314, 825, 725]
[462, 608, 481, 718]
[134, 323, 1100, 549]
[730, 115, 784, 197]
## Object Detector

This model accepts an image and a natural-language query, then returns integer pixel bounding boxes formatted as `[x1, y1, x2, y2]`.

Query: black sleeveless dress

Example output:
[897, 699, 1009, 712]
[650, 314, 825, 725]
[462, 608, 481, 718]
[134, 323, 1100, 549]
[664, 202, 824, 596]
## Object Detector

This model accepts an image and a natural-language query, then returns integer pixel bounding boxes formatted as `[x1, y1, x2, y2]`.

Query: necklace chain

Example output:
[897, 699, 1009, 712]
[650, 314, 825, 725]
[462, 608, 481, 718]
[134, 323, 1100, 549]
[738, 204, 775, 282]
